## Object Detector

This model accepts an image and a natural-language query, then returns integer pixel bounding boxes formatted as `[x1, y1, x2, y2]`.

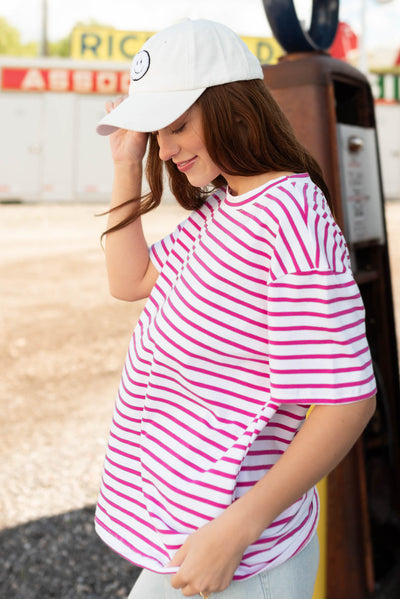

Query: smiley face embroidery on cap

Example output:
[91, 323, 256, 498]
[131, 50, 150, 81]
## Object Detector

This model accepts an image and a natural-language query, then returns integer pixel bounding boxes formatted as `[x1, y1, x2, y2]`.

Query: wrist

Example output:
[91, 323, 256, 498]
[111, 162, 143, 208]
[220, 498, 264, 551]
[113, 161, 143, 174]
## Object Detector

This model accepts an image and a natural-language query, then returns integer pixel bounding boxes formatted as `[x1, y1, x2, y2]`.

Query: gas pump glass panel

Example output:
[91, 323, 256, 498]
[262, 0, 339, 52]
[336, 124, 385, 245]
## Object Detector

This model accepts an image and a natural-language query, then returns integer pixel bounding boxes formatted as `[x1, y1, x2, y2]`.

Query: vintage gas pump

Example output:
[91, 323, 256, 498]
[261, 1, 400, 598]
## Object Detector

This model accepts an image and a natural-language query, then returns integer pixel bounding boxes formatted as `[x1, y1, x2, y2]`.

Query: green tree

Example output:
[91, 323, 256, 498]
[0, 17, 38, 56]
[0, 17, 113, 58]
[48, 35, 70, 57]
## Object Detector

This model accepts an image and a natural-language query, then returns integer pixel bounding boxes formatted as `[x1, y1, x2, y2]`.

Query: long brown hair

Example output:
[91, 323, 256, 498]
[103, 79, 331, 238]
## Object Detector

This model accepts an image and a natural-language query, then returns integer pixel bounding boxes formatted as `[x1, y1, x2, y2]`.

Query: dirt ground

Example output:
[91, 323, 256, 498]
[0, 201, 188, 530]
[0, 200, 399, 532]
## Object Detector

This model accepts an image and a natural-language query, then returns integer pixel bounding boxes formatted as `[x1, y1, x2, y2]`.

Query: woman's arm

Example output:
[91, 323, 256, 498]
[169, 395, 376, 596]
[102, 99, 159, 301]
[105, 161, 158, 301]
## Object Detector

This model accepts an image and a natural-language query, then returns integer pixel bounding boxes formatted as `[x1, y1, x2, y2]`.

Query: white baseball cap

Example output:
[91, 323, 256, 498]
[96, 19, 263, 135]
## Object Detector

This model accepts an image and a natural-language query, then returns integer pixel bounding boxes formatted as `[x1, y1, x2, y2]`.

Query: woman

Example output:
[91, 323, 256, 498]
[95, 19, 376, 599]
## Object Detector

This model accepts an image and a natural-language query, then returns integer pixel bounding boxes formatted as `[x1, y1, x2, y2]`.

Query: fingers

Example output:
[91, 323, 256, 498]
[168, 543, 187, 569]
[105, 95, 128, 114]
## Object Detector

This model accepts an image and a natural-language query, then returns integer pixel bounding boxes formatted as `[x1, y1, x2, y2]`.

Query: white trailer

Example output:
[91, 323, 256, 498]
[0, 57, 130, 202]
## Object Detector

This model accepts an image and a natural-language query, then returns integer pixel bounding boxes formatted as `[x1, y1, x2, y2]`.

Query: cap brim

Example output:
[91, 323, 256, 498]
[96, 88, 206, 135]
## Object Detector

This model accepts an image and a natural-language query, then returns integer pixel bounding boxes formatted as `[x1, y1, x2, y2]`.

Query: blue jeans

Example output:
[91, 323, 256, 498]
[127, 533, 319, 599]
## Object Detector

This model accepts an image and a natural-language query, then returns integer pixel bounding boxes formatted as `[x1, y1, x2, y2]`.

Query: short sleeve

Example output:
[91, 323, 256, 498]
[267, 269, 376, 405]
[149, 219, 187, 272]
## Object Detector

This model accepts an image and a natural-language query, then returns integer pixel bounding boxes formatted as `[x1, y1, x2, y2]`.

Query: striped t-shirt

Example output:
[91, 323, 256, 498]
[95, 173, 376, 579]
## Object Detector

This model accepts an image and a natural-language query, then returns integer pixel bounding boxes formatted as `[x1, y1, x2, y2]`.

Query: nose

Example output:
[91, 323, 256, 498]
[157, 131, 179, 162]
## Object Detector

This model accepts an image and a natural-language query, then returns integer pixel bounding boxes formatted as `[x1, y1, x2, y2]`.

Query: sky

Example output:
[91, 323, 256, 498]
[0, 0, 399, 51]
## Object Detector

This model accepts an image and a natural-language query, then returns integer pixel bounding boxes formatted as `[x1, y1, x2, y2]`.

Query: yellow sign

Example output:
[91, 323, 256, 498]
[241, 35, 283, 65]
[71, 26, 283, 65]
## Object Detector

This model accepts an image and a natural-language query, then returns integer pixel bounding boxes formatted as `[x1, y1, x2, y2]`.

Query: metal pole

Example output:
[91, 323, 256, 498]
[40, 0, 48, 56]
[359, 0, 367, 73]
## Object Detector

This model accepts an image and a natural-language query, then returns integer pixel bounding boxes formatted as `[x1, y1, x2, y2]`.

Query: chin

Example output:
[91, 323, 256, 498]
[186, 173, 219, 189]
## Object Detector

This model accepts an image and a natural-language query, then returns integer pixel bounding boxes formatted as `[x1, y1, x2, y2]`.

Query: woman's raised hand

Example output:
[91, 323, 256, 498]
[105, 97, 149, 166]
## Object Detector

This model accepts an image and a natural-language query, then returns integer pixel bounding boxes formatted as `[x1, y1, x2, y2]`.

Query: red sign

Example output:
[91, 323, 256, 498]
[329, 22, 358, 62]
[1, 67, 130, 94]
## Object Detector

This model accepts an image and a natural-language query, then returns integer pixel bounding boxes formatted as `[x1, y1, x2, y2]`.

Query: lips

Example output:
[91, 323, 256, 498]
[175, 157, 197, 172]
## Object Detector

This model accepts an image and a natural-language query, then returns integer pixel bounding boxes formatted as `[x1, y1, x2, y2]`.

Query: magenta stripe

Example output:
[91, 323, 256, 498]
[161, 297, 269, 359]
[148, 289, 269, 365]
[102, 479, 146, 512]
[266, 306, 363, 320]
[271, 372, 375, 390]
[146, 502, 202, 531]
[151, 331, 269, 397]
[141, 455, 232, 503]
[302, 183, 309, 227]
[194, 251, 268, 300]
[224, 181, 278, 207]
[267, 292, 362, 304]
[148, 372, 256, 425]
[188, 258, 268, 308]
[269, 190, 314, 267]
[151, 246, 164, 269]
[105, 453, 140, 475]
[245, 503, 312, 557]
[331, 229, 338, 271]
[240, 207, 277, 238]
[248, 444, 290, 457]
[269, 345, 370, 361]
[274, 409, 306, 422]
[97, 497, 168, 556]
[270, 358, 372, 376]
[144, 401, 245, 446]
[212, 218, 272, 262]
[103, 466, 142, 493]
[219, 204, 276, 249]
[280, 228, 302, 271]
[114, 403, 141, 424]
[270, 277, 356, 291]
[150, 291, 268, 375]
[95, 516, 166, 563]
[268, 318, 365, 334]
[144, 404, 236, 447]
[270, 332, 367, 346]
[143, 431, 238, 480]
[314, 215, 321, 269]
[198, 235, 266, 284]
[241, 455, 283, 470]
[174, 284, 268, 344]
[150, 354, 267, 407]
[143, 417, 237, 459]
[109, 428, 140, 450]
[271, 388, 376, 404]
[183, 266, 269, 324]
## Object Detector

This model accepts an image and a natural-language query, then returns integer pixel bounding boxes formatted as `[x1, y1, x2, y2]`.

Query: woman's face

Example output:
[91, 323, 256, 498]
[153, 105, 221, 188]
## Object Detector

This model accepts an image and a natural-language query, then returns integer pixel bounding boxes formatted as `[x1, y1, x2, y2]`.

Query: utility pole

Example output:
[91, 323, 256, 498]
[40, 0, 48, 56]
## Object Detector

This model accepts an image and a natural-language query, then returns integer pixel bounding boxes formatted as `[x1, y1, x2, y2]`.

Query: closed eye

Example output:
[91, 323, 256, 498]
[171, 122, 186, 134]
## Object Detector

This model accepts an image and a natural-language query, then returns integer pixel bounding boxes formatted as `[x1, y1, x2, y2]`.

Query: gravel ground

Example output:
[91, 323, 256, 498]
[1, 200, 399, 599]
[0, 507, 141, 598]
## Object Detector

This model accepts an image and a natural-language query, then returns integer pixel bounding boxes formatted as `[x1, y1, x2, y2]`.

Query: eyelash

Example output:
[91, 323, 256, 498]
[151, 122, 186, 138]
[171, 123, 186, 135]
